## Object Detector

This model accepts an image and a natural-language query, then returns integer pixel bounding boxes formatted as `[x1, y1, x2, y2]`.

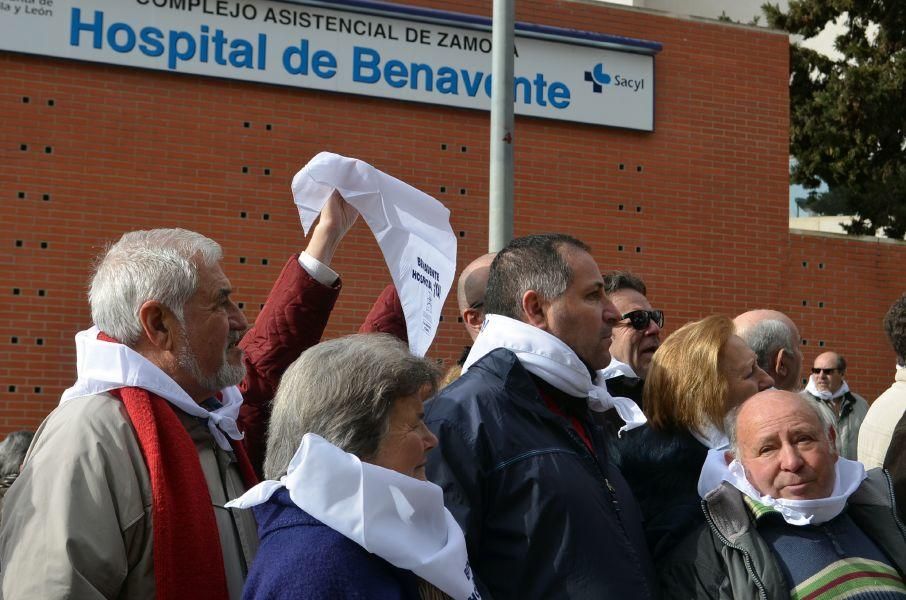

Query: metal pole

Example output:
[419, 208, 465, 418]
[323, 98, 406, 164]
[488, 0, 514, 252]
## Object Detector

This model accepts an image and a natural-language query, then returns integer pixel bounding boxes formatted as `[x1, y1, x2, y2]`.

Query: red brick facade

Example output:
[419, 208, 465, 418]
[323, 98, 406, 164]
[1, 1, 902, 434]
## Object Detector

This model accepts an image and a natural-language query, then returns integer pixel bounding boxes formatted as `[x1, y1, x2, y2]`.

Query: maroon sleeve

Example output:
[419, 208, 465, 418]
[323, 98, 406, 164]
[237, 254, 341, 475]
[358, 284, 408, 343]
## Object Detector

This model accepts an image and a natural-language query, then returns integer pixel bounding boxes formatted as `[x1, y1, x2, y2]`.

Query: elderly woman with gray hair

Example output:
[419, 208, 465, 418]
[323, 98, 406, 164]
[228, 333, 479, 600]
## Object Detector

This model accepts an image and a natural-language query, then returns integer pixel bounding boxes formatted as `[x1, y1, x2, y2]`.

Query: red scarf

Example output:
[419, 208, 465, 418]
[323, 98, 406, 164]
[100, 340, 257, 599]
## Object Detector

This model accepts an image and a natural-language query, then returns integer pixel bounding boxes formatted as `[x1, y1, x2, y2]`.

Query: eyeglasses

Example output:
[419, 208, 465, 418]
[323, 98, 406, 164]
[620, 309, 664, 331]
[811, 367, 839, 375]
[468, 300, 484, 310]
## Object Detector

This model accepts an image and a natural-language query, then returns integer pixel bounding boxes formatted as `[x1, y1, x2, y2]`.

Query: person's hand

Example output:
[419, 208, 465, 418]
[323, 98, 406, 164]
[318, 190, 359, 239]
[305, 190, 359, 265]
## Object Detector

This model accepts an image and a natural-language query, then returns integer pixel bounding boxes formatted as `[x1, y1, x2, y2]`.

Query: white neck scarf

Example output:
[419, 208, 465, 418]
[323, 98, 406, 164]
[698, 448, 733, 498]
[60, 327, 244, 450]
[725, 456, 866, 525]
[463, 315, 647, 435]
[690, 422, 730, 451]
[599, 357, 638, 380]
[226, 434, 480, 600]
[805, 376, 850, 402]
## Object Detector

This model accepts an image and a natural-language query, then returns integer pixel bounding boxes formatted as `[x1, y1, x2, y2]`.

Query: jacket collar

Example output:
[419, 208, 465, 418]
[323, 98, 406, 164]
[706, 471, 895, 537]
[703, 482, 757, 544]
[896, 367, 906, 383]
[468, 348, 555, 419]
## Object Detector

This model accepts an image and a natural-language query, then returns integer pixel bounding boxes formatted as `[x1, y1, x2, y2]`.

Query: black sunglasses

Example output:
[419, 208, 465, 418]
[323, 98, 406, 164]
[811, 367, 839, 375]
[620, 309, 664, 331]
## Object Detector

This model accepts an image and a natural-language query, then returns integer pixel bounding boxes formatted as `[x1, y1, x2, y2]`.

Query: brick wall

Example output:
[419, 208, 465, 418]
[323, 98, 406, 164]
[785, 231, 906, 398]
[1, 0, 900, 434]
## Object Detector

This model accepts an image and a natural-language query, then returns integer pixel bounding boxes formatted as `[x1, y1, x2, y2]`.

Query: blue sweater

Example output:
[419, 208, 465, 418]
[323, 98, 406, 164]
[244, 488, 421, 599]
[755, 507, 906, 599]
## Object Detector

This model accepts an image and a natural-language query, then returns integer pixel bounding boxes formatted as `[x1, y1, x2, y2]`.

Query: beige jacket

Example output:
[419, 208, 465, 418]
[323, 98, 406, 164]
[0, 393, 257, 599]
[859, 368, 906, 469]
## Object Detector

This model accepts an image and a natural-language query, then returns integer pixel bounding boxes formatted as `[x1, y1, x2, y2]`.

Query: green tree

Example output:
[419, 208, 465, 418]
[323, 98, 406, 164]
[764, 1, 906, 238]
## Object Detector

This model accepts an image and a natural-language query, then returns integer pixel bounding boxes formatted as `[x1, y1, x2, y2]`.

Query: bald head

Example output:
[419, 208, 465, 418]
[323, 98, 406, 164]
[814, 351, 843, 369]
[730, 390, 837, 500]
[457, 253, 496, 341]
[812, 351, 846, 394]
[733, 309, 803, 392]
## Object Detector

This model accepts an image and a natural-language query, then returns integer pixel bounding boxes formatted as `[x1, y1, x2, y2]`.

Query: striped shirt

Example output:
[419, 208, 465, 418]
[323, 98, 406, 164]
[743, 496, 906, 599]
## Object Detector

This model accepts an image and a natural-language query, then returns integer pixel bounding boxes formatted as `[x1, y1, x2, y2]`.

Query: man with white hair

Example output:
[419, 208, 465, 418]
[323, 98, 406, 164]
[0, 193, 357, 598]
[733, 309, 804, 392]
[661, 390, 906, 599]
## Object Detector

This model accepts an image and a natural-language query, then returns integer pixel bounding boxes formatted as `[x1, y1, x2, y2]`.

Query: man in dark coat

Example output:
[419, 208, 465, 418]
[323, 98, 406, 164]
[601, 271, 663, 406]
[660, 390, 906, 599]
[425, 233, 657, 599]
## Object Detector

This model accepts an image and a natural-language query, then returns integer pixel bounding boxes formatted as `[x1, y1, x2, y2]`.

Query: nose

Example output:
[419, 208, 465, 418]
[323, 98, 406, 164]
[756, 366, 774, 391]
[230, 301, 249, 334]
[645, 317, 662, 337]
[601, 298, 620, 326]
[779, 443, 804, 472]
[422, 425, 438, 452]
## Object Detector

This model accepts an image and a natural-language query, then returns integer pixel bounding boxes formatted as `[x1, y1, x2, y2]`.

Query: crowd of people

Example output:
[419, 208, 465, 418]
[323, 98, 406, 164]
[0, 189, 904, 599]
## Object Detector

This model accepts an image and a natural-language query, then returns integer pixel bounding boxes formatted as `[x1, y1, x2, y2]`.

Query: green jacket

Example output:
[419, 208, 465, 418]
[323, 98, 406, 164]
[659, 469, 906, 600]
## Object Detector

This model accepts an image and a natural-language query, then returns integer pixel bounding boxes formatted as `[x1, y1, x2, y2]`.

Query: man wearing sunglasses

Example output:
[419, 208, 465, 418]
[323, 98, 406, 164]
[600, 272, 663, 406]
[802, 351, 868, 460]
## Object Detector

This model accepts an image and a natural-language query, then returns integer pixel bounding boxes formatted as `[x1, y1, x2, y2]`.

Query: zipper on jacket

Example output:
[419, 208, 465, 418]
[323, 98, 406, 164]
[562, 426, 629, 523]
[559, 420, 653, 600]
[881, 469, 906, 541]
[603, 477, 622, 515]
[565, 428, 613, 491]
[566, 426, 654, 600]
[702, 501, 768, 600]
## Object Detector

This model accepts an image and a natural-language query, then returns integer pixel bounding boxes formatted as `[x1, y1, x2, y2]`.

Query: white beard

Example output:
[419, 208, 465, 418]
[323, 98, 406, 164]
[177, 332, 246, 394]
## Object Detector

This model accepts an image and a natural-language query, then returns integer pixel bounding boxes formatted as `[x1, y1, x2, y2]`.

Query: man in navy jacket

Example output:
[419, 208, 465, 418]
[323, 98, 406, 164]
[425, 233, 657, 599]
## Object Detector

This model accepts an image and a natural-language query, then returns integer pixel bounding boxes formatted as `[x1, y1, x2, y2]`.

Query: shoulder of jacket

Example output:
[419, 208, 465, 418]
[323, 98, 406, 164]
[702, 483, 754, 540]
[431, 351, 528, 406]
[850, 468, 894, 507]
[849, 391, 868, 405]
[27, 393, 139, 465]
[48, 393, 132, 433]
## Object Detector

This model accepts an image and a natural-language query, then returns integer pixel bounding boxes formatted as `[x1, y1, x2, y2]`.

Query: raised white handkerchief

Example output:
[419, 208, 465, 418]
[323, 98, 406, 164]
[292, 152, 456, 357]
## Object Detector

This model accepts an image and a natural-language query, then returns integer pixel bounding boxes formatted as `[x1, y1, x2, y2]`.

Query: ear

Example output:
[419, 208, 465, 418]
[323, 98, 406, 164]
[462, 308, 484, 339]
[774, 349, 788, 377]
[137, 300, 179, 351]
[521, 290, 548, 328]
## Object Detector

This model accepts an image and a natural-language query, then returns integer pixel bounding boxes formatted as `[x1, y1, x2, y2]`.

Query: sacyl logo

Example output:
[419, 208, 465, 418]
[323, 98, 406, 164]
[584, 63, 611, 93]
[584, 63, 646, 93]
